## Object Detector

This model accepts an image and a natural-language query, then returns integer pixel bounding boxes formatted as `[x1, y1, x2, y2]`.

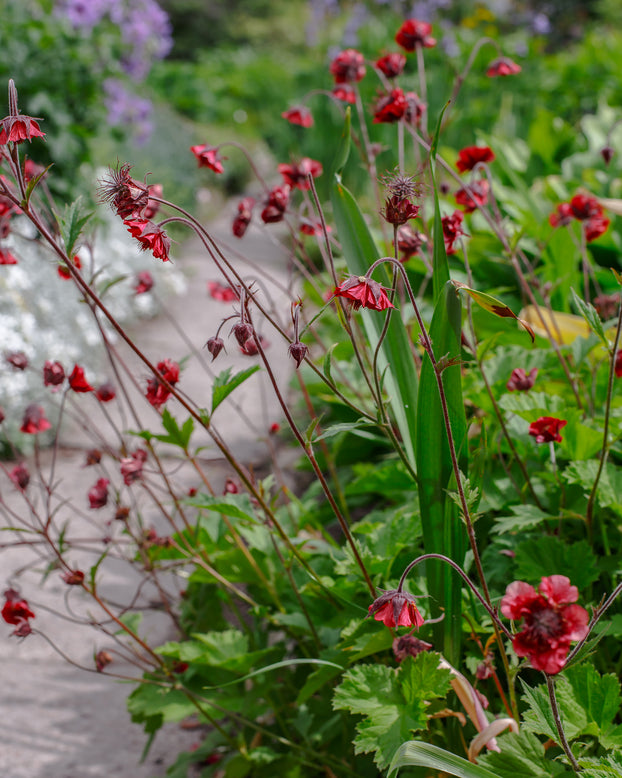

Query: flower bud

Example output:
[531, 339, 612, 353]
[205, 336, 225, 361]
[288, 341, 308, 368]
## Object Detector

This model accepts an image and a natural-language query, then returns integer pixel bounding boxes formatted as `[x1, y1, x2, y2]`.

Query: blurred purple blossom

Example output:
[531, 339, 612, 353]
[104, 79, 153, 144]
[55, 0, 116, 30]
[342, 3, 370, 47]
[531, 13, 551, 35]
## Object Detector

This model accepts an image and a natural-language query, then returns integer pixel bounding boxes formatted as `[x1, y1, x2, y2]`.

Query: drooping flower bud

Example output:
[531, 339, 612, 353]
[288, 341, 308, 368]
[205, 336, 225, 361]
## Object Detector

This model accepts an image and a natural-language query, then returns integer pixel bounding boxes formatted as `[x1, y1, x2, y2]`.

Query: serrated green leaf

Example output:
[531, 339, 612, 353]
[185, 493, 257, 522]
[156, 408, 194, 449]
[23, 163, 53, 205]
[57, 196, 93, 257]
[491, 504, 554, 534]
[389, 741, 501, 778]
[521, 678, 587, 744]
[323, 342, 338, 385]
[400, 652, 451, 704]
[565, 663, 622, 747]
[211, 366, 260, 414]
[333, 664, 402, 716]
[570, 287, 608, 347]
[478, 730, 557, 777]
[312, 418, 376, 442]
[514, 537, 599, 591]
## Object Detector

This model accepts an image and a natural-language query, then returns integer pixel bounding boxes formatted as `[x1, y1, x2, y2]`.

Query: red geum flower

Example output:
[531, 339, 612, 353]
[403, 91, 426, 127]
[2, 589, 35, 626]
[68, 364, 94, 393]
[0, 246, 18, 264]
[190, 144, 225, 173]
[269, 422, 280, 434]
[455, 179, 490, 213]
[396, 224, 427, 261]
[124, 218, 171, 262]
[442, 210, 466, 255]
[9, 463, 30, 491]
[506, 367, 538, 392]
[601, 146, 614, 165]
[368, 589, 425, 629]
[615, 349, 622, 378]
[300, 219, 331, 236]
[20, 404, 51, 434]
[95, 650, 113, 672]
[329, 49, 366, 84]
[382, 194, 419, 225]
[43, 360, 65, 390]
[334, 275, 395, 311]
[570, 194, 601, 220]
[332, 84, 356, 104]
[62, 570, 85, 585]
[133, 270, 154, 295]
[207, 280, 238, 302]
[98, 162, 149, 218]
[261, 184, 290, 223]
[375, 52, 407, 78]
[205, 336, 225, 361]
[528, 416, 567, 444]
[395, 19, 437, 51]
[95, 381, 116, 403]
[549, 202, 574, 228]
[143, 183, 163, 220]
[281, 106, 314, 128]
[84, 449, 102, 466]
[239, 334, 269, 356]
[23, 159, 46, 182]
[58, 254, 81, 280]
[277, 158, 323, 190]
[584, 214, 610, 242]
[224, 478, 240, 494]
[145, 359, 180, 409]
[373, 88, 407, 124]
[486, 57, 522, 77]
[120, 449, 147, 485]
[456, 145, 495, 173]
[88, 477, 109, 509]
[393, 634, 433, 663]
[501, 575, 589, 674]
[288, 341, 308, 368]
[0, 83, 46, 146]
[232, 196, 255, 238]
[6, 351, 28, 370]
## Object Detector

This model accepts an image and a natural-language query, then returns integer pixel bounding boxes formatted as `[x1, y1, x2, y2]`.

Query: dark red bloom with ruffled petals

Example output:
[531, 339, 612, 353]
[549, 202, 574, 228]
[190, 144, 225, 173]
[368, 589, 425, 629]
[442, 210, 466, 255]
[329, 49, 366, 84]
[403, 92, 426, 127]
[395, 19, 436, 51]
[207, 280, 238, 302]
[120, 449, 147, 485]
[528, 416, 566, 443]
[570, 194, 601, 220]
[281, 106, 313, 128]
[0, 116, 45, 145]
[124, 218, 171, 261]
[232, 197, 255, 238]
[383, 195, 419, 225]
[375, 53, 407, 78]
[486, 57, 521, 77]
[134, 270, 154, 295]
[373, 88, 407, 124]
[507, 368, 538, 392]
[396, 224, 427, 261]
[58, 254, 81, 280]
[88, 478, 109, 509]
[145, 359, 180, 409]
[95, 382, 116, 403]
[584, 214, 610, 242]
[2, 589, 35, 627]
[6, 351, 28, 370]
[43, 360, 65, 389]
[277, 158, 323, 190]
[332, 84, 356, 104]
[501, 575, 589, 674]
[261, 185, 290, 224]
[455, 179, 490, 213]
[68, 365, 94, 393]
[334, 275, 395, 311]
[20, 404, 52, 434]
[456, 146, 495, 173]
[9, 463, 30, 491]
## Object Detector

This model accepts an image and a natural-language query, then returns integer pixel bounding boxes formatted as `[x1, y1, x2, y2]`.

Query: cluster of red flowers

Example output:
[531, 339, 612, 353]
[549, 193, 610, 243]
[145, 358, 180, 409]
[261, 184, 290, 224]
[501, 575, 588, 674]
[2, 588, 35, 637]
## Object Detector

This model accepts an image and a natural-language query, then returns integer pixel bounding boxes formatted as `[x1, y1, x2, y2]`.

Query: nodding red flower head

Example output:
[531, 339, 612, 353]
[281, 106, 314, 128]
[528, 416, 567, 444]
[288, 341, 308, 368]
[68, 364, 94, 393]
[143, 183, 163, 220]
[506, 367, 538, 392]
[501, 575, 589, 674]
[329, 49, 366, 84]
[368, 589, 425, 629]
[570, 194, 602, 220]
[442, 210, 466, 255]
[62, 570, 85, 586]
[134, 270, 154, 295]
[455, 179, 490, 213]
[334, 275, 395, 311]
[373, 88, 407, 124]
[0, 407, 4, 423]
[393, 634, 433, 663]
[601, 146, 614, 165]
[120, 449, 147, 485]
[584, 214, 610, 242]
[395, 19, 437, 51]
[0, 247, 18, 264]
[549, 202, 574, 228]
[269, 422, 280, 434]
[0, 82, 45, 145]
[375, 52, 407, 78]
[6, 351, 28, 370]
[486, 57, 522, 77]
[145, 359, 180, 409]
[205, 336, 225, 362]
[43, 360, 65, 390]
[207, 280, 238, 302]
[20, 404, 52, 434]
[98, 162, 149, 218]
[2, 589, 35, 631]
[190, 144, 225, 173]
[232, 196, 255, 238]
[382, 195, 419, 225]
[277, 158, 323, 190]
[23, 159, 46, 182]
[9, 463, 30, 491]
[95, 381, 116, 403]
[58, 254, 81, 280]
[123, 218, 171, 262]
[456, 145, 495, 173]
[224, 478, 240, 494]
[88, 478, 109, 509]
[332, 84, 356, 104]
[95, 651, 113, 672]
[403, 91, 426, 127]
[84, 449, 102, 466]
[615, 350, 622, 378]
[232, 322, 254, 348]
[300, 219, 331, 236]
[261, 184, 290, 224]
[240, 333, 269, 356]
[396, 224, 427, 262]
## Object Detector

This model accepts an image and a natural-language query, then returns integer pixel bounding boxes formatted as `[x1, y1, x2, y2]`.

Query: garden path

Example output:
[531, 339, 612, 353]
[0, 221, 294, 778]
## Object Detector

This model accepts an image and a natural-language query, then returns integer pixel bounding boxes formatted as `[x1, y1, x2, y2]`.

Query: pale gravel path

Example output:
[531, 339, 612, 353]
[0, 223, 294, 778]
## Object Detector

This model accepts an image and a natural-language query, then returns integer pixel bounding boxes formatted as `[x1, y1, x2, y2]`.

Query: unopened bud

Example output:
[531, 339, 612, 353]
[288, 341, 308, 368]
[205, 336, 225, 361]
[601, 145, 614, 165]
[232, 322, 253, 347]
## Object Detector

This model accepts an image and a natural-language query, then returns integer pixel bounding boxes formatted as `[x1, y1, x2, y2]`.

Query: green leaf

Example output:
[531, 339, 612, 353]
[514, 536, 599, 591]
[492, 504, 555, 534]
[23, 163, 53, 206]
[478, 730, 558, 777]
[332, 106, 351, 178]
[570, 288, 609, 347]
[211, 366, 260, 415]
[388, 741, 500, 778]
[152, 408, 194, 449]
[57, 196, 93, 257]
[565, 663, 622, 748]
[452, 281, 535, 342]
[312, 418, 377, 442]
[185, 493, 257, 522]
[521, 678, 587, 743]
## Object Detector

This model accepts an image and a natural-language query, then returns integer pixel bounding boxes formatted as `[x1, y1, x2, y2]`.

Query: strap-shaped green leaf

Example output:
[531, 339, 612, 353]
[389, 741, 499, 778]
